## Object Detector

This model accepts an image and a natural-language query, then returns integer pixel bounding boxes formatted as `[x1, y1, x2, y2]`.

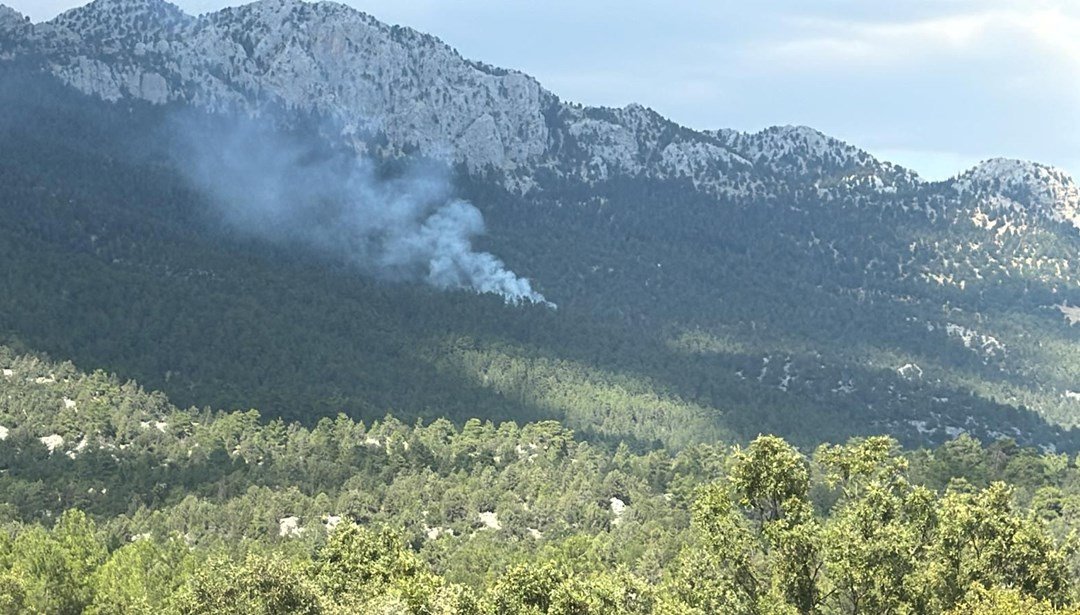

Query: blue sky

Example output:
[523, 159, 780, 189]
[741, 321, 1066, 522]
[10, 0, 1080, 180]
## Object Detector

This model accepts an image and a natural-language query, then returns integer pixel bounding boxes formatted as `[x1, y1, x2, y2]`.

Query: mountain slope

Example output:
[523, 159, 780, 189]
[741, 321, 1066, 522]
[0, 1, 1077, 451]
[3, 340, 1077, 614]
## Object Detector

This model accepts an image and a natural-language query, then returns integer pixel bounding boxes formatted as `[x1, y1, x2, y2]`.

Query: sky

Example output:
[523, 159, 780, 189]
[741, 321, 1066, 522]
[8, 0, 1080, 180]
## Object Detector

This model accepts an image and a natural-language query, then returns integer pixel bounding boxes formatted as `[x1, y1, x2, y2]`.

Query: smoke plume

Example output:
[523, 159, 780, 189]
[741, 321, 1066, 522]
[170, 115, 552, 306]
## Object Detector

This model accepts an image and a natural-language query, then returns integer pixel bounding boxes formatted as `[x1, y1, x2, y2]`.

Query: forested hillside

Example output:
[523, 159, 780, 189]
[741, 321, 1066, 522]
[3, 345, 1080, 613]
[1, 0, 1080, 611]
[0, 60, 1076, 454]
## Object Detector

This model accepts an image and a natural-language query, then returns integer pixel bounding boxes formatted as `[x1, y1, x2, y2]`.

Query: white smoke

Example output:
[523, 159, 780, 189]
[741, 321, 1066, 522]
[171, 115, 552, 306]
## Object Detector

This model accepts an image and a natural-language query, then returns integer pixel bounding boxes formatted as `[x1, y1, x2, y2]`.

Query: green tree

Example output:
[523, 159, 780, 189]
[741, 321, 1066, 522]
[87, 538, 191, 615]
[922, 483, 1072, 612]
[945, 586, 1080, 615]
[663, 482, 760, 614]
[729, 436, 809, 526]
[9, 509, 106, 615]
[314, 522, 446, 612]
[169, 552, 324, 615]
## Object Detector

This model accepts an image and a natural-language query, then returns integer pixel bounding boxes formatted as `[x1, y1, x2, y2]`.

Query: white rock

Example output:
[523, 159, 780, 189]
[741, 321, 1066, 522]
[478, 511, 501, 530]
[1058, 303, 1080, 326]
[39, 434, 64, 454]
[944, 426, 966, 438]
[955, 158, 1080, 230]
[278, 516, 304, 537]
[138, 71, 168, 103]
[832, 380, 856, 394]
[610, 497, 628, 526]
[897, 363, 923, 380]
[908, 420, 936, 435]
[66, 437, 88, 459]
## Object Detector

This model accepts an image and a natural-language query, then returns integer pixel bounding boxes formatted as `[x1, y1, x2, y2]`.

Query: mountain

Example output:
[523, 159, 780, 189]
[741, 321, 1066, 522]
[956, 158, 1080, 230]
[0, 0, 919, 196]
[0, 0, 1077, 452]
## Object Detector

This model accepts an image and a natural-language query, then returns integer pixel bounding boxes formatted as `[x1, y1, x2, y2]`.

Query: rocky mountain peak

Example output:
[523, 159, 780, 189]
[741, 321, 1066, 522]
[0, 4, 26, 24]
[49, 0, 192, 45]
[0, 0, 919, 199]
[955, 158, 1080, 230]
[209, 0, 370, 27]
[715, 125, 848, 164]
[711, 125, 920, 194]
[0, 5, 34, 54]
[4, 0, 1074, 219]
[0, 4, 31, 41]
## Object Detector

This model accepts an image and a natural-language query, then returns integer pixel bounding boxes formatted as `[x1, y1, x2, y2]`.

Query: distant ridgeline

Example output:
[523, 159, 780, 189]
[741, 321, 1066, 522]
[0, 52, 1075, 455]
[1, 344, 1080, 613]
[0, 3, 1079, 441]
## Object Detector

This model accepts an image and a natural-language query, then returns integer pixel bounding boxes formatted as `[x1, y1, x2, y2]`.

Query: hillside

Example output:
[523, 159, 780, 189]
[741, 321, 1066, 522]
[0, 0, 1077, 455]
[2, 1, 1080, 612]
[2, 344, 1080, 613]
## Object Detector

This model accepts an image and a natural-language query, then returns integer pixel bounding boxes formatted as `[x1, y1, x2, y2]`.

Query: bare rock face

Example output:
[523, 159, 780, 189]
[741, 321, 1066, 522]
[39, 433, 65, 454]
[278, 515, 303, 537]
[954, 158, 1080, 230]
[0, 5, 35, 56]
[0, 5, 29, 35]
[26, 0, 554, 173]
[2, 0, 1077, 226]
[0, 0, 906, 202]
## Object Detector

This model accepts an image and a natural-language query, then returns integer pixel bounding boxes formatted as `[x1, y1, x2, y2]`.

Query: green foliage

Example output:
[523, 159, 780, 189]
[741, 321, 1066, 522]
[945, 586, 1080, 615]
[666, 482, 760, 613]
[0, 568, 29, 615]
[6, 510, 107, 614]
[1, 348, 1079, 614]
[491, 562, 656, 615]
[730, 435, 809, 524]
[924, 483, 1071, 611]
[0, 64, 1077, 457]
[314, 523, 442, 611]
[87, 538, 192, 615]
[169, 553, 324, 615]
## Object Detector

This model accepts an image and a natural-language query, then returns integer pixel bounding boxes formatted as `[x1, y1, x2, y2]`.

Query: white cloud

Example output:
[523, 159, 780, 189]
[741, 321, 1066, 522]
[768, 8, 1080, 73]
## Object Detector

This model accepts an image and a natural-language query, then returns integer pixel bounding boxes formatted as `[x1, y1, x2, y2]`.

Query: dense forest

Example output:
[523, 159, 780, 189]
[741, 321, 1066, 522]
[0, 63, 1076, 456]
[4, 345, 1080, 613]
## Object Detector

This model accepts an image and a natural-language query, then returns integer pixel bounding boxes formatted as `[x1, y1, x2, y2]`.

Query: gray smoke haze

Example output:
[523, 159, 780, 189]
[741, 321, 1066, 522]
[171, 116, 552, 307]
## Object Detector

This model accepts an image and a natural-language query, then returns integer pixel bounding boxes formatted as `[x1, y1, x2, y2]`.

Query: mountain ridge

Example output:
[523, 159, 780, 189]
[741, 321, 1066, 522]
[0, 0, 1078, 451]
[4, 0, 1077, 225]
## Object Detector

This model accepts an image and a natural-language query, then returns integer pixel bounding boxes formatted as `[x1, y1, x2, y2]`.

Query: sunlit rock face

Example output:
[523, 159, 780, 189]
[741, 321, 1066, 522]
[954, 158, 1080, 230]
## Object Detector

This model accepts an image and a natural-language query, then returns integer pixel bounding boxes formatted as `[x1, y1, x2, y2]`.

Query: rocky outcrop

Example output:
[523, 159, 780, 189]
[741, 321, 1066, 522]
[2, 0, 1077, 226]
